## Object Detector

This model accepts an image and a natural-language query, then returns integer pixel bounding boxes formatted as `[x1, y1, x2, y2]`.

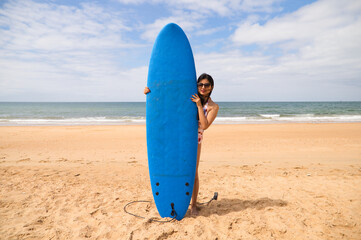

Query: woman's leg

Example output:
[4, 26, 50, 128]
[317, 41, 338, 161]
[191, 143, 201, 215]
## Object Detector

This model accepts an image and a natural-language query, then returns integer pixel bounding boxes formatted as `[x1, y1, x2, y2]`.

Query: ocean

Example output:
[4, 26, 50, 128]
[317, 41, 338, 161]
[0, 102, 361, 126]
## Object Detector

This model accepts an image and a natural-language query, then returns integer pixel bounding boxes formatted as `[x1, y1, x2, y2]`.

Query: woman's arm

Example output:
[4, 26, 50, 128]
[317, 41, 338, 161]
[191, 94, 219, 130]
[202, 105, 219, 130]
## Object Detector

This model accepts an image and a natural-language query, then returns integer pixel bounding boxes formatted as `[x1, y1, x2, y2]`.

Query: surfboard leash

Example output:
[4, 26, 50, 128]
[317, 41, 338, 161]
[198, 192, 218, 206]
[123, 200, 177, 223]
[124, 192, 218, 222]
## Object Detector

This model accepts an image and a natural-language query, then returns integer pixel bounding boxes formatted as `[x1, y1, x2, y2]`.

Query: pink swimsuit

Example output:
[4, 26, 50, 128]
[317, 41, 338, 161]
[198, 101, 208, 144]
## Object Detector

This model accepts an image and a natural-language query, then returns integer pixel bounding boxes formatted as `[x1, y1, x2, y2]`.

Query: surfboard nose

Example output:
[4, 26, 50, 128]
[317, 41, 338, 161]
[158, 22, 186, 39]
[148, 23, 196, 82]
[164, 22, 181, 30]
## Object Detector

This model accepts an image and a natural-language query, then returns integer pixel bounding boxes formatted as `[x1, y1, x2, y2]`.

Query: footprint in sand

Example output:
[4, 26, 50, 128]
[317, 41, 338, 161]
[23, 216, 47, 231]
[79, 225, 95, 238]
[240, 165, 250, 170]
[17, 158, 31, 162]
[90, 208, 108, 219]
[56, 158, 68, 162]
[39, 160, 50, 163]
[294, 166, 306, 170]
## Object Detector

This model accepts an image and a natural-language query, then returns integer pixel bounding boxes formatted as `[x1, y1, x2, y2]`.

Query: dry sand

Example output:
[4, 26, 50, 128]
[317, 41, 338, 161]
[0, 123, 361, 239]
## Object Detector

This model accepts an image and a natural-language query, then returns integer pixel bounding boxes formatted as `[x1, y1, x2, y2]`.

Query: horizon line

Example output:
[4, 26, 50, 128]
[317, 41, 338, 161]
[1, 101, 361, 103]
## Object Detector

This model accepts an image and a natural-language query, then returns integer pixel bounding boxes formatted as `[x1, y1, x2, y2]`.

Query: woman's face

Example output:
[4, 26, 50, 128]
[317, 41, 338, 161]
[198, 79, 212, 97]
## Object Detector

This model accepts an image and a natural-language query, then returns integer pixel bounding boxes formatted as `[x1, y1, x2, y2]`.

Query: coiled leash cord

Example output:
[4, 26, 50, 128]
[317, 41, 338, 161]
[124, 192, 218, 222]
[124, 201, 177, 223]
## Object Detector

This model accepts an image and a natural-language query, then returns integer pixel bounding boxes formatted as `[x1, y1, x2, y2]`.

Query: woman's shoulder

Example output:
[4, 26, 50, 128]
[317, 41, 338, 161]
[208, 98, 219, 110]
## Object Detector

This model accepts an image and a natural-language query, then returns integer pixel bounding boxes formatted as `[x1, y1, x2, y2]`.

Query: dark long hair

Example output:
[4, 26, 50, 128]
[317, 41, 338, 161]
[197, 73, 214, 106]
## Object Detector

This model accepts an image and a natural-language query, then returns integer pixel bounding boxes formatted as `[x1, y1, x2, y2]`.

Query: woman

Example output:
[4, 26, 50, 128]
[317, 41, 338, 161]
[144, 73, 219, 216]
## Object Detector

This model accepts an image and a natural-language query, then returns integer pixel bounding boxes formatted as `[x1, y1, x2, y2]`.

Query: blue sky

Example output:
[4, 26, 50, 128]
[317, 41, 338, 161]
[0, 0, 360, 101]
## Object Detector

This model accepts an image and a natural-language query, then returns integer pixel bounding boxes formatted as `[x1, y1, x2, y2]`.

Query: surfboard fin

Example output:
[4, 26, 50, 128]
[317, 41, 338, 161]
[170, 203, 177, 217]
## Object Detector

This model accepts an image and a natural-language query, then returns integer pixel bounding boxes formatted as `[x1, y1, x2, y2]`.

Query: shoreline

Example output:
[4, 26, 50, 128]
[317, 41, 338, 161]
[1, 101, 361, 126]
[1, 120, 361, 127]
[1, 121, 361, 126]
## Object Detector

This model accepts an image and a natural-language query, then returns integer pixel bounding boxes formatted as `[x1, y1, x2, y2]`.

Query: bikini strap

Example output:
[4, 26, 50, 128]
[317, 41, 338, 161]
[203, 101, 209, 117]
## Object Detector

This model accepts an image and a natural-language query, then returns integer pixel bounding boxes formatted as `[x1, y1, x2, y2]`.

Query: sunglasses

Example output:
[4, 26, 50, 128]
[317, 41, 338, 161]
[197, 83, 211, 88]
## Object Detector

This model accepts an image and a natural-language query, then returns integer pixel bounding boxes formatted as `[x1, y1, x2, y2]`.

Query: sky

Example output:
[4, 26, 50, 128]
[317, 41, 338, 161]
[0, 0, 360, 102]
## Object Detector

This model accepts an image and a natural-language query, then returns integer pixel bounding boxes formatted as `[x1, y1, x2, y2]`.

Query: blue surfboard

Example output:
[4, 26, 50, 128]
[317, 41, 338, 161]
[146, 23, 198, 220]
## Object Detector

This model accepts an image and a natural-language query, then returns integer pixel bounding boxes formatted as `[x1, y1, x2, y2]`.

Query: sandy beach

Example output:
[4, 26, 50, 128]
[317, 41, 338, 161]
[1, 123, 360, 239]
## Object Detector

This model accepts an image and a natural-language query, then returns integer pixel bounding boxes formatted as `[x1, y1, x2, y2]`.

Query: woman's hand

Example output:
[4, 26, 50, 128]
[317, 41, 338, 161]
[191, 94, 202, 107]
[144, 87, 150, 95]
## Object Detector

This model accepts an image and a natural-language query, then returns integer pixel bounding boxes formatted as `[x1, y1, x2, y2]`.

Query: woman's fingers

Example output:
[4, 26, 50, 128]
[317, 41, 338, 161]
[191, 94, 201, 103]
[144, 87, 150, 94]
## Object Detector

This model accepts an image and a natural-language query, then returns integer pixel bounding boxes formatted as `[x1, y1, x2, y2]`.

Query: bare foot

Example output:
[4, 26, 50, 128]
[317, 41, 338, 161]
[190, 205, 199, 216]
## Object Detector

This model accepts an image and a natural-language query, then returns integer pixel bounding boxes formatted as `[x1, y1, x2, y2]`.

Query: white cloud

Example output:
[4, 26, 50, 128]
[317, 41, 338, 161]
[138, 0, 284, 46]
[1, 0, 360, 101]
[140, 10, 204, 42]
[118, 0, 282, 16]
[0, 50, 148, 101]
[0, 1, 135, 51]
[232, 0, 361, 47]
[195, 26, 225, 36]
[0, 0, 146, 101]
[195, 49, 361, 101]
[211, 0, 361, 100]
[238, 0, 283, 13]
[164, 0, 232, 16]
